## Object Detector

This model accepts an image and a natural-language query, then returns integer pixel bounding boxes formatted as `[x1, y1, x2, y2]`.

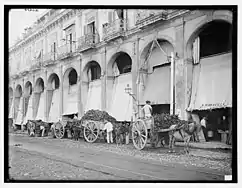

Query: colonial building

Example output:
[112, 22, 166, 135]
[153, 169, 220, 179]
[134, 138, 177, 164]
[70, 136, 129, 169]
[9, 9, 233, 142]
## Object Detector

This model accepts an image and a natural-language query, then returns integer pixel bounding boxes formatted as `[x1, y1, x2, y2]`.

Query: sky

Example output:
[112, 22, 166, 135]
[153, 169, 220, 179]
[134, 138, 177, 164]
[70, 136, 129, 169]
[9, 9, 47, 47]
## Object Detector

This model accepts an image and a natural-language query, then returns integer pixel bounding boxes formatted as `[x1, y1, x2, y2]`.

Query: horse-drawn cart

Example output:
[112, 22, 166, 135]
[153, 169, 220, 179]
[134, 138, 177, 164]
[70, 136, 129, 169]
[131, 115, 198, 153]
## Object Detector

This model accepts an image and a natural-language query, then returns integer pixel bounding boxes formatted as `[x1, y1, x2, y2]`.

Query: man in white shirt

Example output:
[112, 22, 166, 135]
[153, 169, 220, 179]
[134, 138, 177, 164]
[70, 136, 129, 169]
[200, 117, 208, 141]
[104, 119, 113, 144]
[142, 100, 152, 118]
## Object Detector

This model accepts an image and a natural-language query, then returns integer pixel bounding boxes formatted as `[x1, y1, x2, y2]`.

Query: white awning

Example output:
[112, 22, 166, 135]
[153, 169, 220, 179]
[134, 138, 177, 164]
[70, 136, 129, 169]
[85, 80, 102, 112]
[48, 90, 60, 122]
[140, 65, 171, 105]
[15, 97, 24, 125]
[23, 95, 34, 124]
[109, 73, 133, 121]
[187, 53, 232, 111]
[63, 85, 78, 115]
[8, 99, 14, 119]
[35, 93, 45, 121]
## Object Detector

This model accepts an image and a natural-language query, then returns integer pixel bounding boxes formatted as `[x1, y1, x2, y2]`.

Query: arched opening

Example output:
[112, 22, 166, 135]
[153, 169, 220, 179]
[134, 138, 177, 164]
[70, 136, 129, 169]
[47, 73, 60, 90]
[47, 73, 60, 122]
[34, 78, 45, 121]
[69, 69, 77, 85]
[63, 67, 79, 117]
[83, 61, 102, 112]
[23, 81, 33, 124]
[107, 52, 133, 121]
[186, 20, 232, 143]
[86, 61, 101, 81]
[139, 39, 174, 115]
[14, 85, 23, 127]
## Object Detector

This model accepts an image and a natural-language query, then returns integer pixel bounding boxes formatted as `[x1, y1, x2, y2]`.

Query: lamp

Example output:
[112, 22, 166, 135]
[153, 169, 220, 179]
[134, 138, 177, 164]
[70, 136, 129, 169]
[125, 84, 136, 101]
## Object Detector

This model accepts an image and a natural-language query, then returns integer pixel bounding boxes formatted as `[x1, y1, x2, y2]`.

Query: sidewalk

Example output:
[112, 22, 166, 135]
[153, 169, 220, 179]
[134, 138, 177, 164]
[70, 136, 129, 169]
[9, 131, 232, 150]
[175, 141, 232, 150]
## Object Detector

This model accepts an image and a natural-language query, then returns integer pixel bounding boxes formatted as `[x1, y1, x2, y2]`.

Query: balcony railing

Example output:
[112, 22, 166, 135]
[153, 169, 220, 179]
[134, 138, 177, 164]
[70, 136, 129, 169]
[57, 43, 77, 60]
[102, 19, 125, 41]
[43, 52, 57, 66]
[30, 58, 42, 71]
[77, 33, 99, 52]
[135, 10, 168, 27]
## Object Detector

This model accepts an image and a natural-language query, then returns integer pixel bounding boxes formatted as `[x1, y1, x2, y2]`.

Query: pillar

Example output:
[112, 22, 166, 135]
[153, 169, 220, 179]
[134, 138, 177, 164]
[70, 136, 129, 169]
[78, 56, 84, 118]
[21, 78, 25, 130]
[101, 47, 107, 111]
[44, 70, 48, 122]
[174, 22, 186, 120]
[59, 65, 63, 120]
[12, 81, 16, 128]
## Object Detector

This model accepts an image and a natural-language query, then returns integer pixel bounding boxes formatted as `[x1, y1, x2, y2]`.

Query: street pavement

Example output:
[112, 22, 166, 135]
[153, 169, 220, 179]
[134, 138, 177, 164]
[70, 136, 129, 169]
[8, 134, 232, 181]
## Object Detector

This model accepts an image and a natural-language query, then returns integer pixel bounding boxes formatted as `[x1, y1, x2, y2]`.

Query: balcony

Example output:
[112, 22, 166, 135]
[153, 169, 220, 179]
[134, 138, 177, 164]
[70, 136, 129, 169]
[30, 58, 42, 71]
[102, 19, 125, 41]
[135, 10, 168, 28]
[43, 52, 57, 66]
[57, 43, 77, 60]
[77, 33, 99, 52]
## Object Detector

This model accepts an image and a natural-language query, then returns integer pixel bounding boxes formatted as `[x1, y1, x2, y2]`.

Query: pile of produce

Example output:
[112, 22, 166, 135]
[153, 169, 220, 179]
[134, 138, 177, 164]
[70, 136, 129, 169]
[80, 110, 117, 123]
[153, 113, 191, 131]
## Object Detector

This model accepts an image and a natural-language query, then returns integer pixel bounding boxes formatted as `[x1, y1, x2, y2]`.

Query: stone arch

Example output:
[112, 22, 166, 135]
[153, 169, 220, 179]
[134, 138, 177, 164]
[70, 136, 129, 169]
[15, 84, 23, 97]
[139, 35, 175, 58]
[63, 67, 78, 87]
[140, 38, 175, 67]
[185, 12, 232, 59]
[107, 51, 133, 77]
[35, 77, 45, 93]
[47, 73, 60, 90]
[24, 81, 33, 97]
[83, 61, 102, 82]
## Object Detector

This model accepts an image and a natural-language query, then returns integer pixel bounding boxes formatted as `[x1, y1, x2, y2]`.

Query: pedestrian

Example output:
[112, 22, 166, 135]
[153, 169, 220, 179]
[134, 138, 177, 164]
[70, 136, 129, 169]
[104, 119, 113, 144]
[141, 100, 153, 136]
[142, 100, 152, 118]
[201, 116, 208, 141]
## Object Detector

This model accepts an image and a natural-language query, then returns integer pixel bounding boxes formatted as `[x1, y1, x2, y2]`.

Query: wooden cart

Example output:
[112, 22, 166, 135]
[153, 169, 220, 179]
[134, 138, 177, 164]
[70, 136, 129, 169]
[82, 120, 106, 143]
[131, 117, 173, 150]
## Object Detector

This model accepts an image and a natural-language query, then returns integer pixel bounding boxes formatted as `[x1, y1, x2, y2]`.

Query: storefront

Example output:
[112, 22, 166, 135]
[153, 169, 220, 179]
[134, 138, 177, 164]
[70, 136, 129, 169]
[187, 21, 232, 144]
[23, 81, 33, 125]
[139, 39, 174, 114]
[14, 85, 24, 127]
[34, 78, 45, 121]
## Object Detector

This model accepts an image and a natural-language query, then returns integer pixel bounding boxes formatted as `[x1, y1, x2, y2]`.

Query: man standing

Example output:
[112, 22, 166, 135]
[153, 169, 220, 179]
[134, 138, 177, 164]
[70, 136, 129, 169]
[201, 116, 208, 141]
[104, 119, 113, 144]
[142, 100, 152, 118]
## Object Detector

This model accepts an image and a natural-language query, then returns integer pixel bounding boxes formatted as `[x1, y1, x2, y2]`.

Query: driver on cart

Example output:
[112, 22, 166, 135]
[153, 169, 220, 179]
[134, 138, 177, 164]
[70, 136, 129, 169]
[141, 100, 153, 137]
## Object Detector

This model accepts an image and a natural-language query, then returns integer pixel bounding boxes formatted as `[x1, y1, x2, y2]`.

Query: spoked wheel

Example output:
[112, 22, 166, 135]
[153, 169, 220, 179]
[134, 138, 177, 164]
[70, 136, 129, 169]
[54, 121, 65, 139]
[132, 119, 148, 150]
[83, 121, 99, 143]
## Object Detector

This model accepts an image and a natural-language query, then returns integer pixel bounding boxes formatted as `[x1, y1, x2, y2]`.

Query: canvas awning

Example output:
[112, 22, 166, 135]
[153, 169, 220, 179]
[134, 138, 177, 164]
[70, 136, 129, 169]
[48, 89, 60, 122]
[15, 97, 24, 125]
[23, 95, 34, 124]
[109, 73, 133, 121]
[85, 80, 102, 112]
[8, 99, 14, 119]
[187, 53, 232, 111]
[35, 93, 45, 120]
[63, 85, 78, 115]
[140, 65, 171, 105]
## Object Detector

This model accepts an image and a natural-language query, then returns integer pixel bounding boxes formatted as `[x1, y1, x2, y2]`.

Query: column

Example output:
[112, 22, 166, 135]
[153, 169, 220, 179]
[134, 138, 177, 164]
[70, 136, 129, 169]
[78, 56, 83, 118]
[12, 81, 16, 128]
[21, 78, 25, 130]
[101, 47, 107, 111]
[174, 23, 186, 120]
[132, 38, 139, 119]
[44, 70, 48, 122]
[59, 65, 63, 120]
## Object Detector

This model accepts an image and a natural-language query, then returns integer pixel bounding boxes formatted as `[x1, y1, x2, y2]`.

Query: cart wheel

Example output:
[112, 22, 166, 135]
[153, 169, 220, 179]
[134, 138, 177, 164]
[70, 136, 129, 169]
[54, 121, 65, 139]
[84, 121, 99, 143]
[132, 119, 148, 150]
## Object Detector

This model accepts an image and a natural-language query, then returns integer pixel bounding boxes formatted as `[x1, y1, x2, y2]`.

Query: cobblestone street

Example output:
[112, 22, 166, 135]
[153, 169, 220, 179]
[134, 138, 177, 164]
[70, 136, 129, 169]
[8, 134, 232, 181]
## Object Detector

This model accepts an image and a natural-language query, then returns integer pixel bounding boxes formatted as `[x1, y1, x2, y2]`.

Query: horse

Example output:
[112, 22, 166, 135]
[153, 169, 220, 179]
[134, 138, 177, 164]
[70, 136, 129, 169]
[26, 120, 52, 137]
[168, 121, 199, 154]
